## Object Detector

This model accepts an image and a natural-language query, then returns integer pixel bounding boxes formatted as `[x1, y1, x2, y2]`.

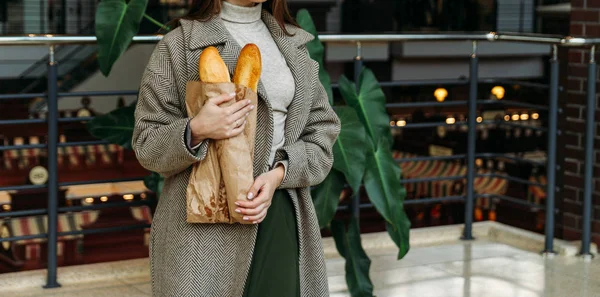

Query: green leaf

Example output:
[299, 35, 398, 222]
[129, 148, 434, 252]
[333, 107, 367, 193]
[363, 138, 411, 259]
[86, 103, 136, 149]
[311, 169, 345, 229]
[96, 0, 148, 76]
[331, 218, 374, 297]
[143, 13, 170, 31]
[386, 218, 411, 259]
[296, 9, 334, 105]
[338, 69, 392, 147]
[144, 172, 164, 199]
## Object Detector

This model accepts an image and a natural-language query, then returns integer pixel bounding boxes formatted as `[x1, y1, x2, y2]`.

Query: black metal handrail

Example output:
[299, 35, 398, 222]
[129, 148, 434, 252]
[0, 32, 598, 46]
[0, 33, 598, 289]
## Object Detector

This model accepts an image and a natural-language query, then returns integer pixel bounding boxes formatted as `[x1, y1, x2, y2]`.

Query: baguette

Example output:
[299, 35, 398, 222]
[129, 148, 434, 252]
[233, 44, 261, 92]
[199, 46, 231, 83]
[216, 44, 261, 223]
[185, 47, 231, 223]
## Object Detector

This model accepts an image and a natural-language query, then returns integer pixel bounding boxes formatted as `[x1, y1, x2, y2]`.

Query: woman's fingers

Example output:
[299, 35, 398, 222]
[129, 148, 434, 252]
[244, 206, 269, 224]
[234, 175, 275, 223]
[229, 103, 254, 123]
[247, 177, 265, 200]
[227, 120, 246, 137]
[226, 99, 252, 116]
[235, 201, 268, 216]
[208, 92, 236, 105]
[235, 190, 269, 209]
[236, 183, 270, 209]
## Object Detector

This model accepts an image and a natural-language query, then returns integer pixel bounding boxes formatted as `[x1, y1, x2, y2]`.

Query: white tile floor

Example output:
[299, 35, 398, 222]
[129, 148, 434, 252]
[3, 239, 599, 297]
[330, 241, 600, 297]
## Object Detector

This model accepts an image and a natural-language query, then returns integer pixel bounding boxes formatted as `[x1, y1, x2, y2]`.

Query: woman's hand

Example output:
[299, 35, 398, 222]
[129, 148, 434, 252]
[234, 165, 285, 224]
[189, 92, 255, 146]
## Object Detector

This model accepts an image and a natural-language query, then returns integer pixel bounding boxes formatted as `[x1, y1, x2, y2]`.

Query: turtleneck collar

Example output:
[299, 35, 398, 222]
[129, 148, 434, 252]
[220, 1, 262, 24]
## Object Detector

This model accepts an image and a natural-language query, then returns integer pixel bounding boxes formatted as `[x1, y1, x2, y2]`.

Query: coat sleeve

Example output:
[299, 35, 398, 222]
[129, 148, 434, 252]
[132, 39, 209, 178]
[274, 55, 341, 189]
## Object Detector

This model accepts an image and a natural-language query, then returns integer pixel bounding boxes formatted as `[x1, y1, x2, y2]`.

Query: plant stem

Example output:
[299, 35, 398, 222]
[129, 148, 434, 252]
[143, 13, 170, 31]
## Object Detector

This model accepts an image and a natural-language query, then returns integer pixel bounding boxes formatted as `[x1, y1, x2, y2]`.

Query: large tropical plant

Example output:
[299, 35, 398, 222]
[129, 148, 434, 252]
[90, 3, 410, 296]
[297, 10, 410, 296]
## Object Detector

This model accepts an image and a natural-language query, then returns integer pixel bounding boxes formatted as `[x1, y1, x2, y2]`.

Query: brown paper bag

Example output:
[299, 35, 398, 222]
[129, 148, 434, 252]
[184, 81, 258, 224]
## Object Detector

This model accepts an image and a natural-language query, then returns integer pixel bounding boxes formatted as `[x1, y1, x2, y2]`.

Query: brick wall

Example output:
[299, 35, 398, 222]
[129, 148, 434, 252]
[561, 0, 600, 246]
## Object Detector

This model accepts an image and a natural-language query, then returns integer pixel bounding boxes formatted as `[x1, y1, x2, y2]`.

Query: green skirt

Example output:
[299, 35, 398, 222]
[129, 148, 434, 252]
[242, 190, 300, 297]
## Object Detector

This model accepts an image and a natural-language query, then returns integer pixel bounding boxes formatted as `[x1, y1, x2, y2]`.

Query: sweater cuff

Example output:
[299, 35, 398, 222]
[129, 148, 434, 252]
[274, 160, 288, 182]
[185, 120, 209, 157]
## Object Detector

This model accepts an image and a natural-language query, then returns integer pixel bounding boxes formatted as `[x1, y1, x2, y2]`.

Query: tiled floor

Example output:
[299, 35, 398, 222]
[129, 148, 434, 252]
[3, 240, 600, 297]
[329, 241, 600, 297]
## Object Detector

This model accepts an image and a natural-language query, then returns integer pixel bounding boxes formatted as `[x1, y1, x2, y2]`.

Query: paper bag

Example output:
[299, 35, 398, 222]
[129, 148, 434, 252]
[184, 81, 258, 224]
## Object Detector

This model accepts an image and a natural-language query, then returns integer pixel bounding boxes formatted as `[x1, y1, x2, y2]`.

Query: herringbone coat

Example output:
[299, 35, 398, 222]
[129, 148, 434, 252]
[132, 10, 341, 297]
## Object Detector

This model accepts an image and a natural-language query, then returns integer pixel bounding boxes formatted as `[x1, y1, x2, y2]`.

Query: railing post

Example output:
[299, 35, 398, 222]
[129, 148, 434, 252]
[581, 45, 596, 259]
[44, 45, 61, 289]
[40, 0, 45, 33]
[519, 0, 525, 33]
[463, 41, 478, 240]
[543, 45, 559, 256]
[352, 41, 363, 224]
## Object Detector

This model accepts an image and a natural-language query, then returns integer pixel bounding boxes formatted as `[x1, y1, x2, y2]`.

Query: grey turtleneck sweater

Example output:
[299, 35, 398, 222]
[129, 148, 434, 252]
[187, 1, 295, 170]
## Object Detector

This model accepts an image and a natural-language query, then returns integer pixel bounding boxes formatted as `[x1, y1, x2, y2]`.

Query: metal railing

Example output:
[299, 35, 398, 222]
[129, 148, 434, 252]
[0, 32, 597, 288]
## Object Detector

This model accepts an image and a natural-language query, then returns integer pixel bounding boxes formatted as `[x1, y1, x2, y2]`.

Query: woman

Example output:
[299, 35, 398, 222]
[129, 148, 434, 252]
[132, 0, 341, 296]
